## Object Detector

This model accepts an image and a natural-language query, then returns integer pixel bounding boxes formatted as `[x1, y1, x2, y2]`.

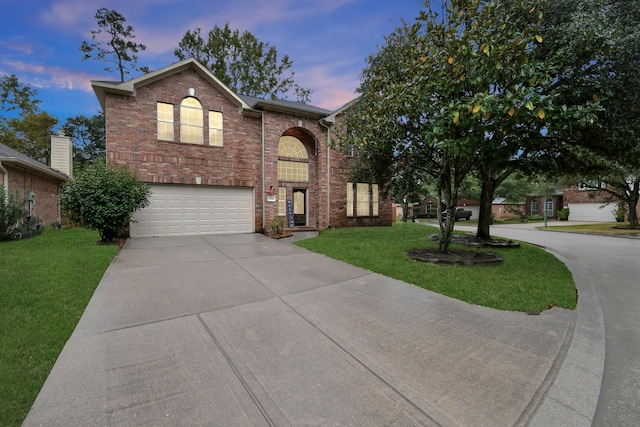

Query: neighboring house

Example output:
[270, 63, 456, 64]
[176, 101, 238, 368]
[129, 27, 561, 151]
[492, 197, 524, 219]
[0, 133, 72, 226]
[525, 183, 624, 222]
[525, 191, 564, 219]
[417, 197, 480, 219]
[562, 183, 617, 222]
[91, 58, 392, 238]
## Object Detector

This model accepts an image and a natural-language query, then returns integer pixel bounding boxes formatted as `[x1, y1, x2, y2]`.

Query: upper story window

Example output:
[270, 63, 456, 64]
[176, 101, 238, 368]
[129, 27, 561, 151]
[157, 102, 174, 141]
[578, 180, 604, 191]
[209, 111, 223, 146]
[277, 136, 308, 182]
[180, 97, 203, 144]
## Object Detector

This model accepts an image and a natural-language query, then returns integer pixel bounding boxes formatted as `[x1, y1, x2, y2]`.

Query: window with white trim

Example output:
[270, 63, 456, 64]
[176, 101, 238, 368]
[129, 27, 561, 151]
[157, 102, 174, 141]
[531, 200, 539, 215]
[578, 180, 603, 190]
[277, 136, 308, 182]
[209, 111, 223, 146]
[347, 182, 380, 217]
[545, 200, 554, 217]
[180, 97, 203, 144]
[278, 187, 287, 215]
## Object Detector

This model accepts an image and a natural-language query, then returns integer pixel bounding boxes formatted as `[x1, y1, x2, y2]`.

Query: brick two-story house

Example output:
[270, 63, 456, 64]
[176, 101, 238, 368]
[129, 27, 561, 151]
[92, 58, 391, 238]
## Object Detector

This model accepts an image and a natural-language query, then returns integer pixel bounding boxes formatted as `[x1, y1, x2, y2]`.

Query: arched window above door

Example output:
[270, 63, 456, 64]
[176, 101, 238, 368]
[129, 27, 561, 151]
[278, 135, 308, 181]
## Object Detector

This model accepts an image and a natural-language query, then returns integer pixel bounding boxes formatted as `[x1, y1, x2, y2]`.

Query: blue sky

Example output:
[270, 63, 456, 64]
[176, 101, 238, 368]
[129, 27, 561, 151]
[0, 0, 426, 127]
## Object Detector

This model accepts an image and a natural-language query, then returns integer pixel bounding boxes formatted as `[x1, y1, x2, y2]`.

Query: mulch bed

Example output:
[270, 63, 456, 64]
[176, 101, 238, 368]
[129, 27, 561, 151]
[429, 234, 520, 248]
[408, 248, 502, 266]
[265, 231, 294, 239]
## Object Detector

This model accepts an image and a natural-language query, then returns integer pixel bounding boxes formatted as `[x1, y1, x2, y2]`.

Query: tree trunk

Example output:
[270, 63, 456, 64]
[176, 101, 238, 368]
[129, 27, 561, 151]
[476, 168, 495, 241]
[476, 165, 512, 241]
[401, 200, 409, 222]
[437, 188, 456, 253]
[627, 188, 639, 227]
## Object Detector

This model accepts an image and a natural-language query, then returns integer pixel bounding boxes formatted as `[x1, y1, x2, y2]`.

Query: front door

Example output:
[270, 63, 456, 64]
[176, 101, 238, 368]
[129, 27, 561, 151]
[293, 189, 307, 226]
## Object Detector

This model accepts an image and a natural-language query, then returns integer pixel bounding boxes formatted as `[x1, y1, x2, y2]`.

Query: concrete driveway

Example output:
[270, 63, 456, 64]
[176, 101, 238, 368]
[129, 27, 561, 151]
[24, 232, 576, 426]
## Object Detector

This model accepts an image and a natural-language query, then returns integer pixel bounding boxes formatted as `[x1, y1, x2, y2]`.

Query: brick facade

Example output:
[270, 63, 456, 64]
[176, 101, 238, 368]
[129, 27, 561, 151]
[4, 165, 62, 225]
[96, 59, 392, 234]
[562, 186, 610, 204]
[1, 143, 67, 226]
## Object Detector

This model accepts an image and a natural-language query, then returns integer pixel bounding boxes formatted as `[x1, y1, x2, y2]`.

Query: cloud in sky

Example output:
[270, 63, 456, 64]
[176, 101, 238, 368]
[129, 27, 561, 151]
[2, 60, 100, 92]
[2, 0, 425, 118]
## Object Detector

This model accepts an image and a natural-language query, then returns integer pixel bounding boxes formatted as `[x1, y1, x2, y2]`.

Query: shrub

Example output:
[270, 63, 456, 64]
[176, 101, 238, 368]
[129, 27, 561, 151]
[59, 163, 151, 242]
[0, 185, 27, 241]
[613, 204, 626, 222]
[269, 217, 286, 235]
[556, 208, 570, 221]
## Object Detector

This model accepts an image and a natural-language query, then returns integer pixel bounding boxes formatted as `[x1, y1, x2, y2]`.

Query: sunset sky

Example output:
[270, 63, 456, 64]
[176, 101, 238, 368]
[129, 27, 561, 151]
[1, 0, 427, 126]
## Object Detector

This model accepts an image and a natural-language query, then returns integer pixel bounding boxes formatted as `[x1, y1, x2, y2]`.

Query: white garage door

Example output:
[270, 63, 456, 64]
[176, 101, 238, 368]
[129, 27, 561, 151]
[567, 202, 615, 222]
[131, 185, 254, 237]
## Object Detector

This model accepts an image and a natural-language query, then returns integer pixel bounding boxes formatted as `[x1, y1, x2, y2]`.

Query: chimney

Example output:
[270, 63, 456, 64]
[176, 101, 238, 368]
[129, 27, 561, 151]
[50, 130, 73, 178]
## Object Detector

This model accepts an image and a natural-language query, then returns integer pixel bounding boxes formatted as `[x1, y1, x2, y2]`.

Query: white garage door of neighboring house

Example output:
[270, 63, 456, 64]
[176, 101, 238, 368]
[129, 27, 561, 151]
[131, 185, 254, 238]
[567, 202, 615, 222]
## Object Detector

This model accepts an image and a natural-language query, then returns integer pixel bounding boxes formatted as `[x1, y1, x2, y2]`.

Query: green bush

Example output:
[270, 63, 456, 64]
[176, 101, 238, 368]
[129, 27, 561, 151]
[269, 217, 286, 235]
[613, 204, 626, 222]
[59, 163, 151, 242]
[556, 208, 570, 221]
[0, 185, 27, 241]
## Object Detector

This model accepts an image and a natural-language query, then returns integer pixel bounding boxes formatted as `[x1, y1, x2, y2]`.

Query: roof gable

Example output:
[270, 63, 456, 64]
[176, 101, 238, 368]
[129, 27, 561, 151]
[91, 58, 253, 111]
[92, 58, 345, 120]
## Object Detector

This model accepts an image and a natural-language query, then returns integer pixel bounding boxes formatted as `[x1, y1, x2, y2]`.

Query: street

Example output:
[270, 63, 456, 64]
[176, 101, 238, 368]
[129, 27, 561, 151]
[479, 223, 640, 426]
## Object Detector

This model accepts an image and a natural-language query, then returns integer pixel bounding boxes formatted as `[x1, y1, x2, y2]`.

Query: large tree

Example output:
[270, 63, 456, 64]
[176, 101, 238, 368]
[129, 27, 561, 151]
[81, 8, 149, 82]
[174, 24, 312, 103]
[62, 113, 106, 168]
[539, 0, 640, 227]
[0, 75, 57, 163]
[340, 17, 477, 251]
[339, 0, 597, 250]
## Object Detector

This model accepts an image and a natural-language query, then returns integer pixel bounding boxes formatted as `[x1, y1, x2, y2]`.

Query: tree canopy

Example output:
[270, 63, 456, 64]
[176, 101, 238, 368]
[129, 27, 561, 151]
[539, 0, 640, 226]
[174, 23, 312, 103]
[0, 74, 57, 163]
[80, 8, 150, 82]
[62, 113, 106, 168]
[339, 0, 598, 249]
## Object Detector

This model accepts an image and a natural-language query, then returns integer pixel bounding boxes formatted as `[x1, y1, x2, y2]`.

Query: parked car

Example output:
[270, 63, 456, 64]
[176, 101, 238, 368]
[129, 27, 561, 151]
[442, 207, 473, 221]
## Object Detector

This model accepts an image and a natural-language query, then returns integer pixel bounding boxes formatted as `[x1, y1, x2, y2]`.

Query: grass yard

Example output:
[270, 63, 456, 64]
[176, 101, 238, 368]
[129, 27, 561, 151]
[541, 221, 640, 235]
[295, 222, 577, 313]
[0, 228, 119, 426]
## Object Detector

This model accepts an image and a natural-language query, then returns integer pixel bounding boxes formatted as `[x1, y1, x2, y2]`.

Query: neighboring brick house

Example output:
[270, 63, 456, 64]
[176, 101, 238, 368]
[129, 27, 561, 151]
[0, 138, 71, 226]
[525, 192, 564, 219]
[416, 197, 480, 219]
[525, 183, 632, 221]
[562, 183, 617, 221]
[91, 58, 392, 238]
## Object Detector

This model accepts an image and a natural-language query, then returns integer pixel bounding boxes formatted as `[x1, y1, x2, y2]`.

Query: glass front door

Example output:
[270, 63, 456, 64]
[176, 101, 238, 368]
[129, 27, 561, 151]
[293, 189, 307, 226]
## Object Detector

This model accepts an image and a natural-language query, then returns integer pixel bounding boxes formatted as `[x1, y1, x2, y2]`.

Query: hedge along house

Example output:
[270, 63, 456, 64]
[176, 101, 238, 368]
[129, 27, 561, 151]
[92, 58, 392, 238]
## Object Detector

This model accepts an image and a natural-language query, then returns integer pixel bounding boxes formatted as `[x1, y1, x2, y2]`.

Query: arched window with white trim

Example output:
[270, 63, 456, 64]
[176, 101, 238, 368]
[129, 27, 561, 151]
[180, 97, 203, 144]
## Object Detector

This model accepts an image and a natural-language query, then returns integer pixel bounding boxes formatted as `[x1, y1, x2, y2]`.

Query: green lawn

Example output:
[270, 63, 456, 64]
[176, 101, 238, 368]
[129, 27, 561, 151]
[541, 221, 640, 235]
[295, 222, 577, 313]
[0, 228, 119, 426]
